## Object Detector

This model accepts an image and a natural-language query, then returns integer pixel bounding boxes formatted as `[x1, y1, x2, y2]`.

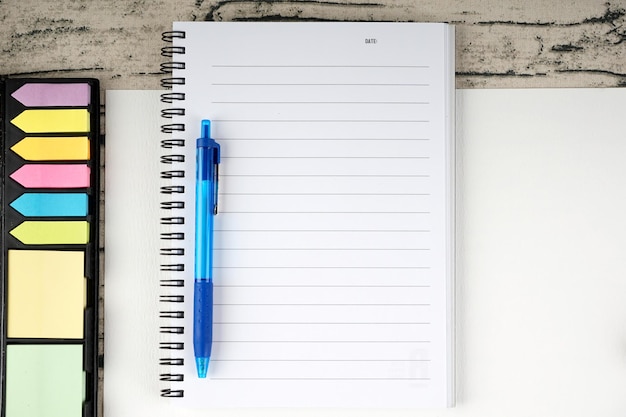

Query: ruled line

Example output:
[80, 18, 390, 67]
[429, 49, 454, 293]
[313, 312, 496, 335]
[214, 322, 431, 325]
[214, 246, 431, 250]
[220, 175, 431, 178]
[212, 65, 430, 68]
[213, 119, 429, 122]
[213, 340, 431, 343]
[213, 304, 431, 306]
[212, 101, 429, 105]
[212, 83, 429, 87]
[220, 156, 430, 159]
[220, 192, 430, 196]
[215, 138, 431, 141]
[213, 339, 430, 344]
[211, 359, 431, 362]
[214, 285, 431, 288]
[218, 211, 431, 214]
[211, 377, 431, 381]
[214, 230, 432, 232]
[214, 267, 430, 269]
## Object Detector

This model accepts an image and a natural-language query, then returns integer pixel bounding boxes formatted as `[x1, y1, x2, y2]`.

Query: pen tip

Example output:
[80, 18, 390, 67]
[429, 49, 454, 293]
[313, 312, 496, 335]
[196, 357, 210, 378]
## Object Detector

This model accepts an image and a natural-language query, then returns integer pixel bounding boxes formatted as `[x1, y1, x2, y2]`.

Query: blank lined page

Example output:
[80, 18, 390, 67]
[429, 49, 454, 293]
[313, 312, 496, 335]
[167, 22, 454, 408]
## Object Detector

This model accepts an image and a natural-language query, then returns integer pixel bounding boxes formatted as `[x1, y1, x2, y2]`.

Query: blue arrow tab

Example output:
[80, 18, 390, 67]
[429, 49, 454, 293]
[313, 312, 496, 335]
[10, 193, 88, 217]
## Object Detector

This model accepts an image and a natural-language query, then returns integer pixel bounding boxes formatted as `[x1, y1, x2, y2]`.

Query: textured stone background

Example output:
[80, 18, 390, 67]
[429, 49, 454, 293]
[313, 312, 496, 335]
[2, 0, 626, 89]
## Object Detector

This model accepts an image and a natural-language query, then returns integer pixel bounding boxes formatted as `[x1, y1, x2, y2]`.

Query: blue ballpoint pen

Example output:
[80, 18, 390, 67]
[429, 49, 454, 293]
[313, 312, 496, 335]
[194, 119, 220, 378]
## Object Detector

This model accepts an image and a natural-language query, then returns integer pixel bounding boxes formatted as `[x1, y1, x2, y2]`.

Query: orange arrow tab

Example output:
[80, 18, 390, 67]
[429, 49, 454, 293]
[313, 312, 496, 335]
[11, 137, 90, 161]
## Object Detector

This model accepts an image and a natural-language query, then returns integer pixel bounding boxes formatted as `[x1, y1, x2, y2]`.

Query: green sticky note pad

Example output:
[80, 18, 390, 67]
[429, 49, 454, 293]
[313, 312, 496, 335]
[6, 344, 84, 417]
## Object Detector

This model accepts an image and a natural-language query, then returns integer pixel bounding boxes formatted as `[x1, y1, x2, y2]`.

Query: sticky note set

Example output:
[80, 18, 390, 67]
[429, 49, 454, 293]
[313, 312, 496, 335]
[0, 78, 100, 417]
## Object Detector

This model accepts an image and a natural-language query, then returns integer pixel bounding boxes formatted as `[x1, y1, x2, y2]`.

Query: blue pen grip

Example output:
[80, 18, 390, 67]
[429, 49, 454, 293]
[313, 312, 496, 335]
[193, 280, 213, 359]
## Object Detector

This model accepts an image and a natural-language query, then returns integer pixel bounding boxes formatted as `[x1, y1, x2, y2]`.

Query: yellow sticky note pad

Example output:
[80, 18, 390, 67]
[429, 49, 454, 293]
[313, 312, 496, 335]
[7, 250, 85, 339]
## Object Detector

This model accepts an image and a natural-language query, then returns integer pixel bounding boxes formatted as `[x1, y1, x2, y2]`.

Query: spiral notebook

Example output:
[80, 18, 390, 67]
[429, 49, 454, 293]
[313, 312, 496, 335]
[106, 21, 455, 411]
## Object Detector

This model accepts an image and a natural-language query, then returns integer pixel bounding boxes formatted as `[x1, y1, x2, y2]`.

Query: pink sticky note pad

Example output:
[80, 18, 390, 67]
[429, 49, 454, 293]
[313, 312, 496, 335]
[11, 83, 91, 107]
[10, 164, 90, 188]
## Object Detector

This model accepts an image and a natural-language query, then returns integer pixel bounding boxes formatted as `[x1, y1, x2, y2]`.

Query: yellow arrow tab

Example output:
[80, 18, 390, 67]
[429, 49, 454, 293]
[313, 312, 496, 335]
[10, 221, 89, 245]
[11, 109, 90, 133]
[11, 137, 90, 161]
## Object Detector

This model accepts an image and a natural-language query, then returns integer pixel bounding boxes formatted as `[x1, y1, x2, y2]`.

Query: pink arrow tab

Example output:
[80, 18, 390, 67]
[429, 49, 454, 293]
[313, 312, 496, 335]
[10, 164, 90, 188]
[11, 83, 91, 107]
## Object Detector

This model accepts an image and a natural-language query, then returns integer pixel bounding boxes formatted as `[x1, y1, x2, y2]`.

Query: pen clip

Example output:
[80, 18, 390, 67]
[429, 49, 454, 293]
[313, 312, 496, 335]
[212, 145, 220, 215]
[200, 119, 221, 216]
[213, 161, 219, 215]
